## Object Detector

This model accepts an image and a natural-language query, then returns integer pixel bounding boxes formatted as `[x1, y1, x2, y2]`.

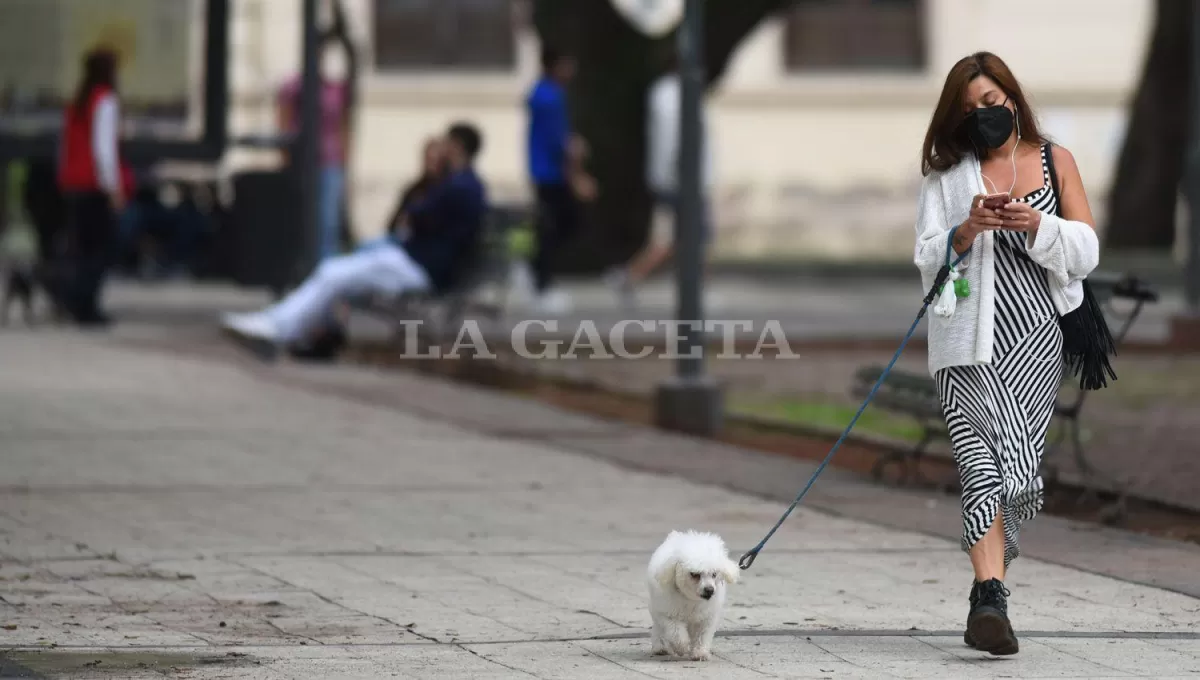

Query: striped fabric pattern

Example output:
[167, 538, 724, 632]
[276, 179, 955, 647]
[935, 144, 1063, 567]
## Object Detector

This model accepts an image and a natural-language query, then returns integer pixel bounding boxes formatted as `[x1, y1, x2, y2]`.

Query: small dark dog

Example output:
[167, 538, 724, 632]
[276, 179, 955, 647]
[1, 221, 43, 327]
[1, 265, 37, 326]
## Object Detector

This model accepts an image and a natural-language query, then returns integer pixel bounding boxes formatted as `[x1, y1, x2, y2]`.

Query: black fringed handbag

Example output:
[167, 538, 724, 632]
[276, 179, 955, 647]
[1044, 144, 1117, 390]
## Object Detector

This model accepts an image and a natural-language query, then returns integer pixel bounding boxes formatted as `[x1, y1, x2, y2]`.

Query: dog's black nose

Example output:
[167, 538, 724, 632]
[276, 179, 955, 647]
[701, 587, 714, 599]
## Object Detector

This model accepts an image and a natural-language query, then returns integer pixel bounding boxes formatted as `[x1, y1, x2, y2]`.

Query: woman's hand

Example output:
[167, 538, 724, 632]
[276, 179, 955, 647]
[997, 201, 1042, 233]
[954, 194, 1004, 254]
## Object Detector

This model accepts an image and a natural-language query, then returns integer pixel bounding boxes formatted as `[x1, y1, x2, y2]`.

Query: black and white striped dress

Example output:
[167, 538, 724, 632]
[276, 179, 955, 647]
[935, 144, 1063, 567]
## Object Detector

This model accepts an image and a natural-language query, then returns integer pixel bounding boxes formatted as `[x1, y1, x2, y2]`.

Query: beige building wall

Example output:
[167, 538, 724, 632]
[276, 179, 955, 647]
[224, 0, 1152, 260]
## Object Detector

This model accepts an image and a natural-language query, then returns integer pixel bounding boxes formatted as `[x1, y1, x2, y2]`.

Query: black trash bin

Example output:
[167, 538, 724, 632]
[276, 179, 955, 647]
[229, 170, 301, 295]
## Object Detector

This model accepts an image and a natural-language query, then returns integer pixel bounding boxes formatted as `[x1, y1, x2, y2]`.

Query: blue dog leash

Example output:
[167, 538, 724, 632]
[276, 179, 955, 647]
[738, 230, 968, 571]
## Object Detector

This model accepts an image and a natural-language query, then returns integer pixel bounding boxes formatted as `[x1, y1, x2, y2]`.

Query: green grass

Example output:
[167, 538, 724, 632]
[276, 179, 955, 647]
[730, 394, 1095, 450]
[728, 395, 928, 443]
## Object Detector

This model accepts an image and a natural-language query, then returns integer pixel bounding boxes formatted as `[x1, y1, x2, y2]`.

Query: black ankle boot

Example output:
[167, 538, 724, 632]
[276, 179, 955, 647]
[967, 578, 1019, 655]
[964, 581, 979, 647]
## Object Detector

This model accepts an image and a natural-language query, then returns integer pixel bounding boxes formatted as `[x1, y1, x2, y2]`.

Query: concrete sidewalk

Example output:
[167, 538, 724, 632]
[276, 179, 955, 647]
[2, 329, 1200, 678]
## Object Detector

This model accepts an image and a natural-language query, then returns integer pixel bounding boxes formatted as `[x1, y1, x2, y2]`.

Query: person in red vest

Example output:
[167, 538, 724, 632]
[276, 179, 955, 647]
[57, 48, 133, 327]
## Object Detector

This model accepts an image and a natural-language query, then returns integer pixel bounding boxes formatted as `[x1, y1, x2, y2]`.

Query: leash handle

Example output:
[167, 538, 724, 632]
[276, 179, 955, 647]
[739, 244, 966, 572]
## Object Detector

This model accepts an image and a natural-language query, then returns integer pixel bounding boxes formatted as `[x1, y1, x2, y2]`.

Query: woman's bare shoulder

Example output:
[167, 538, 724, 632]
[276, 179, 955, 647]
[1048, 143, 1080, 176]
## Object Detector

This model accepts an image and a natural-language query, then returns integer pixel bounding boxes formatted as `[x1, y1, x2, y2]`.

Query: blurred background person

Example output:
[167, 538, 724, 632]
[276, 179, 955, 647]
[606, 52, 713, 311]
[115, 181, 207, 281]
[525, 46, 590, 315]
[56, 48, 134, 327]
[358, 137, 449, 252]
[278, 33, 350, 263]
[291, 136, 450, 361]
[222, 123, 487, 348]
[386, 136, 450, 240]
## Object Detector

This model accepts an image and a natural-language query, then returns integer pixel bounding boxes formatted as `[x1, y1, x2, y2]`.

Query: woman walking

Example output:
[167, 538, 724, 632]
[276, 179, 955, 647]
[914, 52, 1107, 655]
[57, 48, 131, 326]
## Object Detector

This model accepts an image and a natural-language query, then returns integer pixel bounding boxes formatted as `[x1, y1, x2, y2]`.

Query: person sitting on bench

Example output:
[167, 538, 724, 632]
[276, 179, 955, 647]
[285, 135, 452, 360]
[221, 122, 487, 346]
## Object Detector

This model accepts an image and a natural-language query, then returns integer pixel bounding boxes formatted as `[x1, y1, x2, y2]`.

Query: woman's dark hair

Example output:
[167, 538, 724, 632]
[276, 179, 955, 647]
[921, 52, 1043, 176]
[420, 137, 447, 179]
[72, 48, 118, 113]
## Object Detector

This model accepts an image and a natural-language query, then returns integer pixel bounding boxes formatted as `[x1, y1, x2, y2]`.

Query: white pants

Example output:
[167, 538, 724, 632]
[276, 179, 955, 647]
[266, 242, 430, 341]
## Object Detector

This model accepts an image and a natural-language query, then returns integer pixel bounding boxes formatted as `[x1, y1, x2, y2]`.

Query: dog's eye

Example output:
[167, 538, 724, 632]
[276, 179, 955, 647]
[689, 572, 700, 579]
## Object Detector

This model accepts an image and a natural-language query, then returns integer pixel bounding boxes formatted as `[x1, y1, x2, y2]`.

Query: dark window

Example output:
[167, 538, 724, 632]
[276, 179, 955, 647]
[373, 0, 516, 70]
[783, 0, 925, 72]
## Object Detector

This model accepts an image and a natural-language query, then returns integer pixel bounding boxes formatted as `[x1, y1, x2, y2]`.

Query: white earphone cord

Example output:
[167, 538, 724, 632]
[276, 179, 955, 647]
[982, 106, 1020, 197]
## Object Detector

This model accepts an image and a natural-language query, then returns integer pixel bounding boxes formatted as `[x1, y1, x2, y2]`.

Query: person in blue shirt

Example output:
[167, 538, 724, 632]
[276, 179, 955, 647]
[526, 46, 587, 313]
[222, 123, 488, 347]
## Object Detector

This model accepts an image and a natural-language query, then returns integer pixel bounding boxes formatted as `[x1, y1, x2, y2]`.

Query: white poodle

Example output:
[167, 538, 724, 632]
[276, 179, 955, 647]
[646, 530, 740, 661]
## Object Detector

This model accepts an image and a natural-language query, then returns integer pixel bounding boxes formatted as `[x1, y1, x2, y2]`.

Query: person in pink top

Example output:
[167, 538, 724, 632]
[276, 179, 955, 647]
[278, 37, 350, 262]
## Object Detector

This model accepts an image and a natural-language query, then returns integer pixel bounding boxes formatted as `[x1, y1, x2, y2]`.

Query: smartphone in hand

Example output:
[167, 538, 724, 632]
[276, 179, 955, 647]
[980, 193, 1011, 210]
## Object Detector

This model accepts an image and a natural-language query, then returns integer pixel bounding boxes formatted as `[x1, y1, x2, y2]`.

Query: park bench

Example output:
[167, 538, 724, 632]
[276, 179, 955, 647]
[851, 271, 1158, 519]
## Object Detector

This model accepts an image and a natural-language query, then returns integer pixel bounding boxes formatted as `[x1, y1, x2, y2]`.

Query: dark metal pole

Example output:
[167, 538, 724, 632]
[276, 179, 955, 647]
[654, 0, 723, 436]
[675, 0, 705, 377]
[1186, 4, 1200, 312]
[296, 0, 322, 282]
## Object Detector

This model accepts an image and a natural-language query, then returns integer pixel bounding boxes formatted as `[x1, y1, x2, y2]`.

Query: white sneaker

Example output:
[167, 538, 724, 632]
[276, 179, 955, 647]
[535, 289, 572, 315]
[508, 261, 536, 305]
[221, 312, 281, 343]
[603, 268, 637, 312]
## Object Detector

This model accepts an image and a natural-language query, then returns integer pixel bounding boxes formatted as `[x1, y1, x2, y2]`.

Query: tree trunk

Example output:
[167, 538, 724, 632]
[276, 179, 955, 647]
[1104, 0, 1191, 251]
[532, 0, 789, 273]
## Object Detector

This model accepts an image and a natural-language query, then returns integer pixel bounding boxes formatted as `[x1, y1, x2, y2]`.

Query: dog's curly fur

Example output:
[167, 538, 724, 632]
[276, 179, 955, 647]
[646, 530, 739, 661]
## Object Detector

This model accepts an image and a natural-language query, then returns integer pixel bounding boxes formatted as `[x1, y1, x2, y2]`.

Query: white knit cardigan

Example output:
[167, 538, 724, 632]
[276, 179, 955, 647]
[913, 154, 1100, 376]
